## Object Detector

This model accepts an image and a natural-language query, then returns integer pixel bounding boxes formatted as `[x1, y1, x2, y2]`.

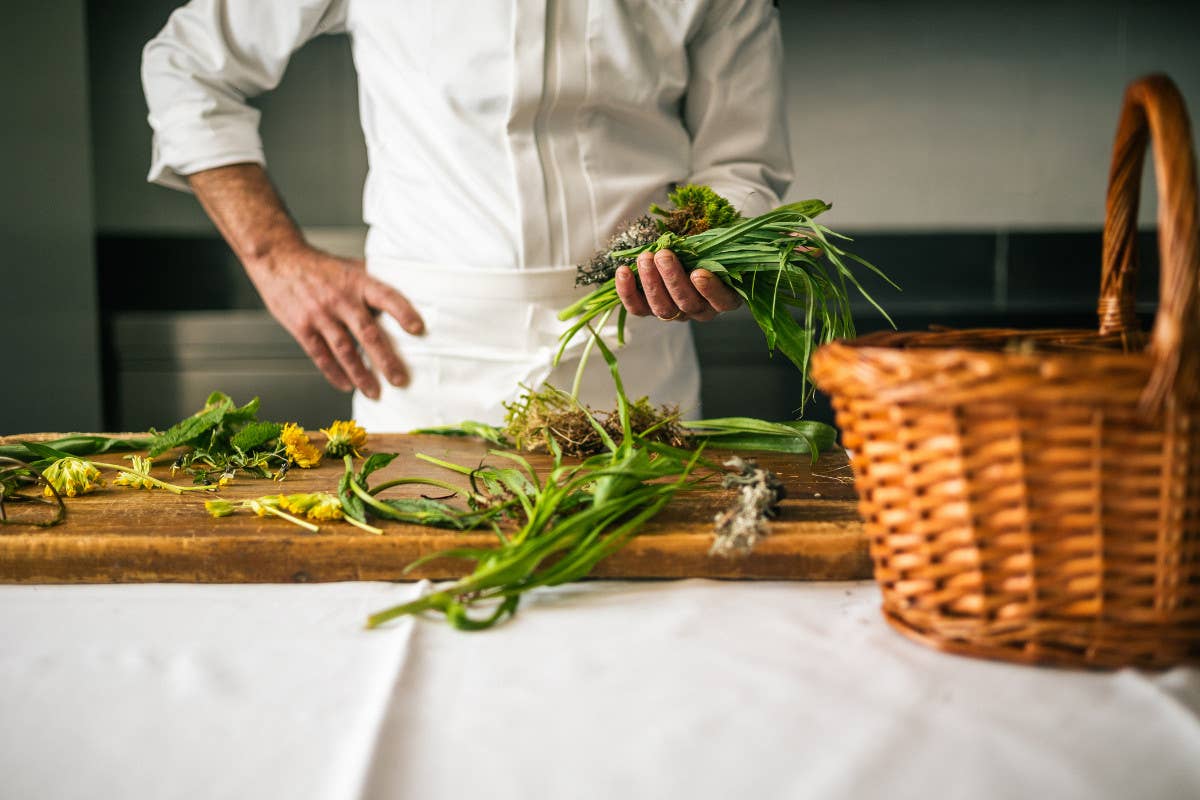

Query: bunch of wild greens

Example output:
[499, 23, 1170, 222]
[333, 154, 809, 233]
[363, 333, 710, 631]
[145, 391, 291, 484]
[559, 194, 897, 405]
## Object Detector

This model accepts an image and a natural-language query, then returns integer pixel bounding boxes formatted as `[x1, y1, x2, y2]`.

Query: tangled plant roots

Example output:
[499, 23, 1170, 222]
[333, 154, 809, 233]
[503, 384, 686, 457]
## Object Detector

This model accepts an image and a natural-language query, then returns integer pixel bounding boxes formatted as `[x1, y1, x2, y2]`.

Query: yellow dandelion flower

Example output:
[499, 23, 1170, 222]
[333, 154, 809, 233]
[280, 423, 323, 468]
[321, 419, 368, 458]
[42, 457, 103, 498]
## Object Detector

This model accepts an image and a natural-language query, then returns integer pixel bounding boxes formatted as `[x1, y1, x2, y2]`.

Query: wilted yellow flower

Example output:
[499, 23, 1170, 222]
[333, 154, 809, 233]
[205, 499, 237, 518]
[279, 492, 344, 521]
[247, 496, 282, 517]
[321, 419, 368, 458]
[202, 491, 374, 534]
[42, 457, 103, 498]
[113, 455, 156, 490]
[280, 423, 322, 468]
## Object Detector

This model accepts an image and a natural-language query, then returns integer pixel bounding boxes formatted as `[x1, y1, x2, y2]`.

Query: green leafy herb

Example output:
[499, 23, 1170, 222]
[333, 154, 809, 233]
[229, 421, 282, 452]
[142, 392, 300, 484]
[410, 420, 512, 448]
[147, 393, 235, 457]
[0, 435, 150, 464]
[680, 418, 838, 461]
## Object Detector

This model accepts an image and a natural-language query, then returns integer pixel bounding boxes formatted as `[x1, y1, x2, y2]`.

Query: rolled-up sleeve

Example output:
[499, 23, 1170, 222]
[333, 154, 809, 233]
[684, 0, 793, 217]
[141, 0, 346, 191]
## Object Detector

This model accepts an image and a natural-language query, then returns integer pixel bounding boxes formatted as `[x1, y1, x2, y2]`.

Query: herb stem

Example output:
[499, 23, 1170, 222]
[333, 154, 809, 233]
[88, 460, 215, 494]
[254, 502, 320, 533]
[569, 306, 615, 399]
[343, 514, 384, 535]
[368, 477, 466, 498]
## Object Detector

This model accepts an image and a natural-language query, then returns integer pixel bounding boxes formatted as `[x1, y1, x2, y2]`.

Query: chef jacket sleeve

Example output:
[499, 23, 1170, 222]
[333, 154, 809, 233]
[141, 0, 347, 192]
[684, 0, 794, 217]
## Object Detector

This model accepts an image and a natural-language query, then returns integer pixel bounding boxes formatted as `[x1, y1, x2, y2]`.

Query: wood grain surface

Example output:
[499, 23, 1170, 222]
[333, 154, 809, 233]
[0, 433, 868, 584]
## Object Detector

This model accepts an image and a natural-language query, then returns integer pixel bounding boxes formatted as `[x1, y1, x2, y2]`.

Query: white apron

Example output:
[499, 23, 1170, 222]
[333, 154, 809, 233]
[352, 259, 702, 431]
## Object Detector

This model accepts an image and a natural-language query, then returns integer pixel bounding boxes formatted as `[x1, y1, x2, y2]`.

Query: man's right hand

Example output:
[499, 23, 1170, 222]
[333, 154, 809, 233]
[187, 163, 423, 400]
[244, 243, 424, 400]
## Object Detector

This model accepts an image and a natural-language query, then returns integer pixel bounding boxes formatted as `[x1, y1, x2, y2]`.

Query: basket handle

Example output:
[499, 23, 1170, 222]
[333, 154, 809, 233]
[1099, 73, 1200, 413]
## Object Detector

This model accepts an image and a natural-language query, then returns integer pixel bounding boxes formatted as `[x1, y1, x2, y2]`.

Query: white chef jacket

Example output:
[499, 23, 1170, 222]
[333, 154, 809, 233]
[142, 0, 793, 430]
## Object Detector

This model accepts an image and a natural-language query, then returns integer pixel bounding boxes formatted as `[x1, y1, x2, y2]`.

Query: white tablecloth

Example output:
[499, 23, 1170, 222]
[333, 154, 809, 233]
[2, 580, 1198, 799]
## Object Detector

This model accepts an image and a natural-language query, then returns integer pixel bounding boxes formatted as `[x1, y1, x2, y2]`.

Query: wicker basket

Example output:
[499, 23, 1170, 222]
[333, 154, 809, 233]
[810, 74, 1200, 669]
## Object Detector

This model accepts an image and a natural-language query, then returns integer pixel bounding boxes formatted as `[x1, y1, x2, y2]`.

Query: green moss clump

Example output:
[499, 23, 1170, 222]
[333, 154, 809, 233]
[650, 184, 742, 237]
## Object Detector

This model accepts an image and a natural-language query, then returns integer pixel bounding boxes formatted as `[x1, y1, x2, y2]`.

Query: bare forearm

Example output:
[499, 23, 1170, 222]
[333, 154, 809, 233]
[187, 163, 307, 268]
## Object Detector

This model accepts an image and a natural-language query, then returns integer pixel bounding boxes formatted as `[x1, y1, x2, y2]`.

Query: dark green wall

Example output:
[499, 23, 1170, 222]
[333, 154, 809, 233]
[0, 2, 102, 434]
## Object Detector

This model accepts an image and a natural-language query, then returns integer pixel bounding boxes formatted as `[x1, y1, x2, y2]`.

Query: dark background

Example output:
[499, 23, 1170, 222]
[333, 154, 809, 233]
[2, 1, 1197, 434]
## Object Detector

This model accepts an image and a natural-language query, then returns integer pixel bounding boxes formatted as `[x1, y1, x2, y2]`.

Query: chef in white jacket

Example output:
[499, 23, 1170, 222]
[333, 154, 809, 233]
[142, 0, 792, 430]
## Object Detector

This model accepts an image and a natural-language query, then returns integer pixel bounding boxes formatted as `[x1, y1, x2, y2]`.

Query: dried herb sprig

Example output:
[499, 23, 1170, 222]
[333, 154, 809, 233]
[575, 215, 660, 287]
[710, 456, 786, 557]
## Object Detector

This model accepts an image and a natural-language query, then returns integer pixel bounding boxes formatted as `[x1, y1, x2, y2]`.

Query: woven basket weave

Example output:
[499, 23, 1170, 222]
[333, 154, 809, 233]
[810, 74, 1200, 669]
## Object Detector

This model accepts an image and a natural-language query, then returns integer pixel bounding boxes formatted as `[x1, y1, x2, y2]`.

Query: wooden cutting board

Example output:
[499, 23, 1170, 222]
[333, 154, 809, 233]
[0, 433, 869, 583]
